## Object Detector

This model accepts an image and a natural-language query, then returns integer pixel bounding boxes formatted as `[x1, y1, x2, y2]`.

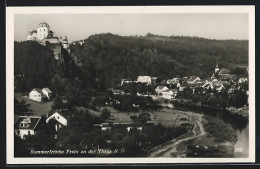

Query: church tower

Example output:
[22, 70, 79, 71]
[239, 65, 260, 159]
[215, 62, 219, 73]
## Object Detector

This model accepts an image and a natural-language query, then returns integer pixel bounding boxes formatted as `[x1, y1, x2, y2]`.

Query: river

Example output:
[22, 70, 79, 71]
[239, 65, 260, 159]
[234, 123, 249, 157]
[159, 103, 249, 157]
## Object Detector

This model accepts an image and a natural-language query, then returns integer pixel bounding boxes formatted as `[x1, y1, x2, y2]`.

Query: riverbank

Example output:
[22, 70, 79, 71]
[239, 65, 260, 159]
[147, 111, 204, 157]
[173, 115, 239, 157]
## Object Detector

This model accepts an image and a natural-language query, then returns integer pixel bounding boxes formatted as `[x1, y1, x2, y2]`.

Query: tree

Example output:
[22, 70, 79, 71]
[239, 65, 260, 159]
[100, 109, 111, 121]
[14, 98, 31, 115]
[52, 96, 64, 109]
[138, 113, 151, 124]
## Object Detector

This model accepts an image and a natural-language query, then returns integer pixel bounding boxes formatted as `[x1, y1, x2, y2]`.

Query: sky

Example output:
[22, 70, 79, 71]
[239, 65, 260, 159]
[14, 13, 248, 42]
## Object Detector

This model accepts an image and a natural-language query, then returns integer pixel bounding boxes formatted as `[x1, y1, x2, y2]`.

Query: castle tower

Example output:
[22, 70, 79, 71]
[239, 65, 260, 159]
[37, 22, 50, 40]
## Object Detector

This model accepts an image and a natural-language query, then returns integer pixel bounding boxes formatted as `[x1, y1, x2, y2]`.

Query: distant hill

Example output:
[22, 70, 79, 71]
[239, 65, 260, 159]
[70, 33, 248, 87]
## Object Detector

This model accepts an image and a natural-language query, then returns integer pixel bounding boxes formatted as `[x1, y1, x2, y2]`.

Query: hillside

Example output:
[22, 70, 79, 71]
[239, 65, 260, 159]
[70, 33, 248, 87]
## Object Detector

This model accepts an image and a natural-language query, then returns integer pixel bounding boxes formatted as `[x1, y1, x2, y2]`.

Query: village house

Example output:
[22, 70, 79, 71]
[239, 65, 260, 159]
[160, 80, 167, 85]
[42, 87, 52, 100]
[155, 85, 169, 94]
[46, 110, 68, 132]
[167, 78, 180, 85]
[197, 79, 209, 87]
[151, 77, 158, 85]
[111, 89, 125, 95]
[210, 80, 227, 92]
[14, 116, 41, 139]
[29, 88, 52, 102]
[187, 76, 201, 84]
[238, 77, 248, 84]
[137, 76, 152, 84]
[94, 122, 143, 132]
[29, 88, 43, 102]
[228, 85, 236, 94]
[161, 89, 178, 99]
[178, 83, 189, 92]
[126, 126, 143, 132]
[94, 123, 113, 131]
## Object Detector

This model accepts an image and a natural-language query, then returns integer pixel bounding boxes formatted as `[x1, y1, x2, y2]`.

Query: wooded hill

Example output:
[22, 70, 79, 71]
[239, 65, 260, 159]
[14, 33, 248, 92]
[70, 33, 248, 87]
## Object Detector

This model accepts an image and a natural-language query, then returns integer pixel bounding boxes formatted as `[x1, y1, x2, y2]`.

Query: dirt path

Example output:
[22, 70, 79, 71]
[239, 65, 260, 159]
[147, 112, 205, 157]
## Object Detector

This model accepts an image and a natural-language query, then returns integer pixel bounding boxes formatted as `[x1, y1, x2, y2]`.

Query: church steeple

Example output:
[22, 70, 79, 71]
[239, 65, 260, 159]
[215, 61, 219, 73]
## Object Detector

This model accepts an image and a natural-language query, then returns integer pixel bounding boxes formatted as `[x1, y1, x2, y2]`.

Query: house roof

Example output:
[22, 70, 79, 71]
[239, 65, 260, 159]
[14, 116, 41, 130]
[160, 80, 167, 84]
[180, 83, 189, 87]
[42, 88, 52, 93]
[32, 88, 43, 95]
[189, 83, 201, 88]
[188, 76, 199, 82]
[163, 89, 178, 93]
[48, 109, 71, 119]
[219, 68, 230, 75]
[156, 85, 167, 90]
[212, 81, 228, 87]
[197, 79, 208, 84]
[29, 29, 37, 34]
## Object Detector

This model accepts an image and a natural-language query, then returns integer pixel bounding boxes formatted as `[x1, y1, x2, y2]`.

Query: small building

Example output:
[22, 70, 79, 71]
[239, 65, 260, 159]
[29, 88, 43, 102]
[215, 85, 225, 92]
[167, 78, 179, 85]
[126, 126, 142, 132]
[196, 79, 209, 87]
[161, 89, 178, 99]
[187, 76, 201, 84]
[155, 85, 169, 94]
[112, 89, 125, 95]
[42, 88, 52, 100]
[46, 110, 68, 132]
[178, 83, 189, 92]
[137, 76, 152, 84]
[14, 116, 41, 139]
[228, 85, 236, 94]
[238, 77, 248, 84]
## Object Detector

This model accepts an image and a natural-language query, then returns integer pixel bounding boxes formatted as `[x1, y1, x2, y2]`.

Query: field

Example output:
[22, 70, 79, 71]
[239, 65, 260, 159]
[88, 106, 198, 127]
[15, 92, 53, 116]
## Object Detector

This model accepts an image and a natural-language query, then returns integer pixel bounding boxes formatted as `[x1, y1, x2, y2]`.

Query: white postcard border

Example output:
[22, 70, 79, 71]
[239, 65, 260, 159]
[6, 6, 255, 164]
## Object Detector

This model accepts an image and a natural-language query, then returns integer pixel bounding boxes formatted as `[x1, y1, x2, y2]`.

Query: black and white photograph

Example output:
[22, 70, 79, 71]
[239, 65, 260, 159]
[6, 6, 255, 164]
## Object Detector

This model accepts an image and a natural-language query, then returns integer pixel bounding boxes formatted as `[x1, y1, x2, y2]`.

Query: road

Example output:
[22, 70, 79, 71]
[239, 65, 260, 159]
[147, 112, 205, 157]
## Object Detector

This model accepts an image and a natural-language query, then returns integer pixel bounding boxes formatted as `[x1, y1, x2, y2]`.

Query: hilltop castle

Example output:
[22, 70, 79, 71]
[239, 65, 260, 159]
[27, 22, 70, 60]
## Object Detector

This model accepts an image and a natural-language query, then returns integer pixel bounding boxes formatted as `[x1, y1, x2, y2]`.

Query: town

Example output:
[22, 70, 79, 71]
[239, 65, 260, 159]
[14, 22, 249, 158]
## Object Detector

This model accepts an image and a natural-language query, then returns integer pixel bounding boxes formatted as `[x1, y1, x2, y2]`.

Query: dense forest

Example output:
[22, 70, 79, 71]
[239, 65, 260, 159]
[70, 33, 248, 87]
[14, 33, 248, 93]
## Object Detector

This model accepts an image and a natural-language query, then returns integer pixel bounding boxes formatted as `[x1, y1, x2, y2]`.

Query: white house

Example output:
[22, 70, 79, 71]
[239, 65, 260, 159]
[14, 116, 41, 139]
[155, 85, 169, 94]
[42, 88, 52, 100]
[238, 77, 248, 84]
[126, 126, 142, 132]
[137, 76, 152, 84]
[161, 89, 178, 99]
[46, 111, 68, 131]
[215, 85, 225, 92]
[29, 88, 43, 102]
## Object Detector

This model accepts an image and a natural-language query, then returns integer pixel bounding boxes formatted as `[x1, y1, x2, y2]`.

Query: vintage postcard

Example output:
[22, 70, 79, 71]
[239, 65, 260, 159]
[6, 6, 255, 164]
